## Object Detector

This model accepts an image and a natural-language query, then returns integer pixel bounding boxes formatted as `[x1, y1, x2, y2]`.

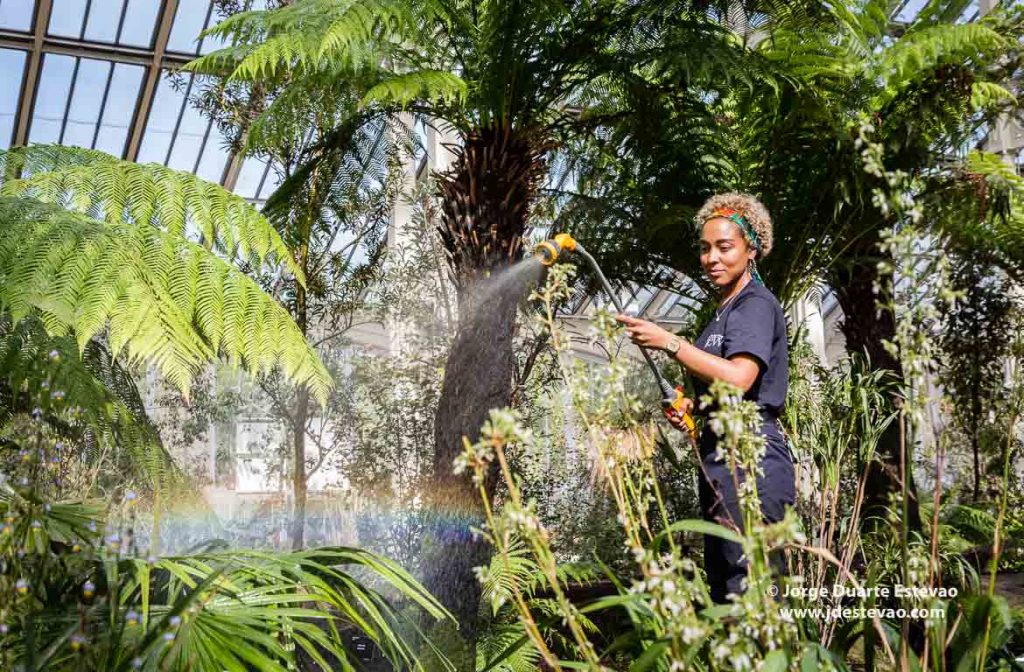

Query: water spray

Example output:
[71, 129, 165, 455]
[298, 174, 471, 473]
[534, 234, 698, 441]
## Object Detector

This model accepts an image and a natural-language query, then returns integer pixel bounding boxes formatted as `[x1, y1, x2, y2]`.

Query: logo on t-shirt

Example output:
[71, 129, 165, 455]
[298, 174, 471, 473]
[704, 334, 724, 349]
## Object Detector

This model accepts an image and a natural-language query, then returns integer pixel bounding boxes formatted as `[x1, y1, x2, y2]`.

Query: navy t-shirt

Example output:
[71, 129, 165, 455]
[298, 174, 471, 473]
[691, 281, 788, 448]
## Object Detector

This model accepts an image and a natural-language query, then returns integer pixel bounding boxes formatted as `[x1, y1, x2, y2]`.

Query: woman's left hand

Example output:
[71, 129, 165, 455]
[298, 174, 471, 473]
[615, 314, 674, 351]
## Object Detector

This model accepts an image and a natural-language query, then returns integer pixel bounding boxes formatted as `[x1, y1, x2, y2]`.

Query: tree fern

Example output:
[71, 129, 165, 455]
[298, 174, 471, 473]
[0, 197, 332, 404]
[930, 150, 1024, 283]
[0, 145, 304, 285]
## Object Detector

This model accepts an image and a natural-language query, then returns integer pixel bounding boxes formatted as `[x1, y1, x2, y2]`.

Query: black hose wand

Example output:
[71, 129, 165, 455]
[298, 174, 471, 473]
[533, 234, 697, 441]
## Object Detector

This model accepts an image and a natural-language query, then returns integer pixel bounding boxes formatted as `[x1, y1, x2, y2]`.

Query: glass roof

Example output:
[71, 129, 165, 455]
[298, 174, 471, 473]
[0, 49, 26, 149]
[0, 0, 983, 203]
[0, 0, 293, 207]
[0, 0, 994, 324]
[0, 0, 250, 188]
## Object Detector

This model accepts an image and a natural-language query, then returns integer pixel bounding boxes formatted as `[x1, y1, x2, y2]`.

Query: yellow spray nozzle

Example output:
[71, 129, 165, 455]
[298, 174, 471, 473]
[534, 233, 577, 266]
[553, 233, 577, 252]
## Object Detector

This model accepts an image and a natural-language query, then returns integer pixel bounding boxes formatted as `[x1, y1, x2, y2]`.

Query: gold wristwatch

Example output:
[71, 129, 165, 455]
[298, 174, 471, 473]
[665, 335, 682, 355]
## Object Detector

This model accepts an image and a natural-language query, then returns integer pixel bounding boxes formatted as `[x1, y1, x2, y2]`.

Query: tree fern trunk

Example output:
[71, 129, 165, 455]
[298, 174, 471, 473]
[423, 123, 546, 665]
[424, 285, 519, 662]
[834, 247, 923, 533]
[292, 385, 309, 550]
[291, 254, 310, 551]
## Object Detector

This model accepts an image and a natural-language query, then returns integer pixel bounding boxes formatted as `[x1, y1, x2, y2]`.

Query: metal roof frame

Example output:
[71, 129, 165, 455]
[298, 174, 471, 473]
[2, 0, 245, 186]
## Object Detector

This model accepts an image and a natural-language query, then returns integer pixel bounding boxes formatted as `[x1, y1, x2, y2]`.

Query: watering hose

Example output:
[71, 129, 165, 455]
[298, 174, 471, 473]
[534, 234, 698, 442]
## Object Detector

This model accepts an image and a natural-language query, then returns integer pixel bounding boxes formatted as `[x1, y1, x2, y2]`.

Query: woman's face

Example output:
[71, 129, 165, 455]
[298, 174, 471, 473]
[700, 217, 756, 289]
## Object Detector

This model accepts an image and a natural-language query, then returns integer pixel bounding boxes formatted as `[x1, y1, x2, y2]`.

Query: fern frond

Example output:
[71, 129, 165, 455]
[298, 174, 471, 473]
[362, 70, 467, 108]
[188, 0, 431, 82]
[476, 623, 542, 672]
[925, 151, 1024, 283]
[0, 197, 332, 405]
[482, 539, 537, 616]
[970, 81, 1016, 110]
[0, 145, 304, 286]
[873, 23, 1005, 104]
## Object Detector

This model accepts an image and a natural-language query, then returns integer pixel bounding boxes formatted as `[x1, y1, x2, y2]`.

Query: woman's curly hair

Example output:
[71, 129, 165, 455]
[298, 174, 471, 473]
[694, 192, 774, 259]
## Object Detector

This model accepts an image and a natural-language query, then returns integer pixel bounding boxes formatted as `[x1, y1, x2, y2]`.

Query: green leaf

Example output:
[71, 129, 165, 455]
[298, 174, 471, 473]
[762, 649, 789, 672]
[652, 518, 744, 549]
[629, 639, 670, 671]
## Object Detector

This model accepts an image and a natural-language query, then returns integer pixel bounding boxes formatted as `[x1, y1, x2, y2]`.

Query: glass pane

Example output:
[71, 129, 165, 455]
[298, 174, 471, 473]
[95, 63, 144, 156]
[29, 54, 76, 145]
[199, 2, 228, 54]
[119, 0, 160, 47]
[195, 123, 230, 182]
[959, 0, 980, 22]
[413, 116, 427, 161]
[137, 73, 186, 164]
[894, 0, 928, 22]
[258, 163, 284, 200]
[234, 156, 269, 199]
[0, 0, 36, 31]
[48, 0, 87, 38]
[0, 49, 26, 149]
[629, 286, 657, 315]
[167, 106, 208, 171]
[167, 0, 210, 54]
[63, 59, 112, 148]
[84, 0, 126, 43]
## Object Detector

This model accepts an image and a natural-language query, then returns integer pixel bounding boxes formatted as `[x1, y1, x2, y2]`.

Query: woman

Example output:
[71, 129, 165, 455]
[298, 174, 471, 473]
[615, 192, 794, 604]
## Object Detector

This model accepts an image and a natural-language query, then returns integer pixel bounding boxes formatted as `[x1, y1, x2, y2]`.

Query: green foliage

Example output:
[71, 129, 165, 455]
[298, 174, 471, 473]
[477, 539, 602, 671]
[932, 150, 1024, 284]
[0, 145, 304, 284]
[560, 0, 1020, 308]
[362, 70, 468, 107]
[939, 259, 1017, 502]
[869, 23, 1006, 106]
[0, 316, 177, 492]
[0, 197, 331, 404]
[0, 369, 452, 671]
[190, 0, 429, 82]
[0, 492, 450, 670]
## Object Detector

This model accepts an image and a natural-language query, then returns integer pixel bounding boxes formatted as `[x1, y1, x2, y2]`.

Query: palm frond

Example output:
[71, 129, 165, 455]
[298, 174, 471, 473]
[0, 488, 453, 671]
[119, 547, 452, 671]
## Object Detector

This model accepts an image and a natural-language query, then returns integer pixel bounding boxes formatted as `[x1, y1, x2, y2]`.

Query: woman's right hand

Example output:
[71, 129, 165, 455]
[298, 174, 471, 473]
[664, 397, 694, 432]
